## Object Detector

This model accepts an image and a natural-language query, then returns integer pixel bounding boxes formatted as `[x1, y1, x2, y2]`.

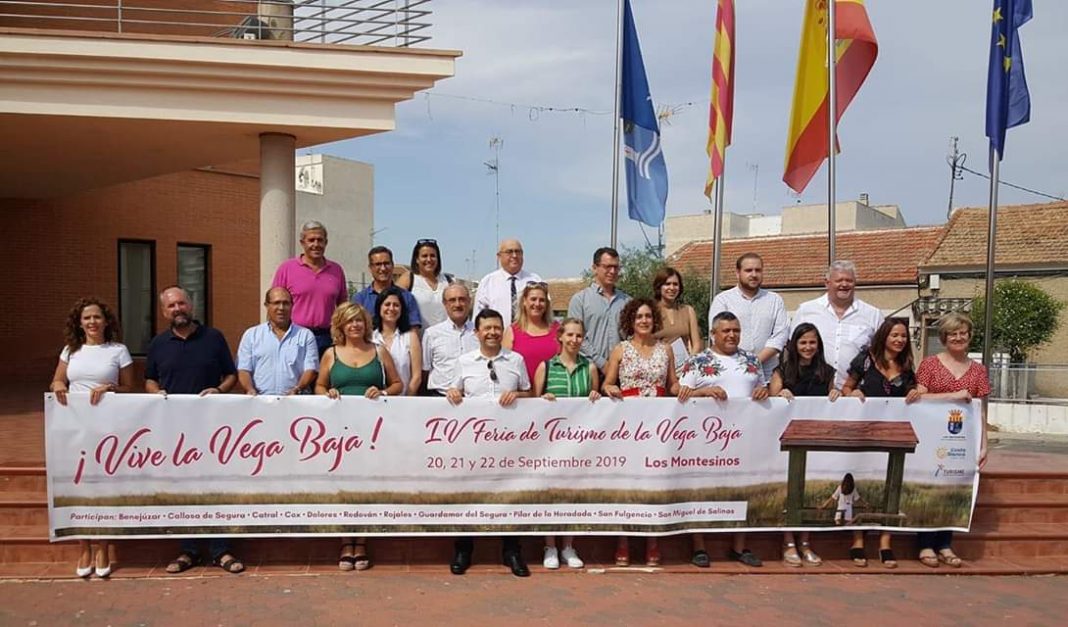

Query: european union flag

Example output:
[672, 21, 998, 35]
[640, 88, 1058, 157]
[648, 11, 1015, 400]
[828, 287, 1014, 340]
[621, 0, 668, 228]
[985, 0, 1032, 163]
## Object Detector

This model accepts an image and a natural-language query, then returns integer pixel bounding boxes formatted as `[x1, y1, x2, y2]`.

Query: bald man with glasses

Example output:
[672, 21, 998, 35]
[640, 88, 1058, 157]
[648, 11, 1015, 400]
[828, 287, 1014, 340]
[474, 239, 543, 330]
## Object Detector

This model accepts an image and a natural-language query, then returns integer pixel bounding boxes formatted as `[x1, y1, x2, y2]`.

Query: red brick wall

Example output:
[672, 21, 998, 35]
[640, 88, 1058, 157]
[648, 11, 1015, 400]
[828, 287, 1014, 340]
[0, 169, 260, 386]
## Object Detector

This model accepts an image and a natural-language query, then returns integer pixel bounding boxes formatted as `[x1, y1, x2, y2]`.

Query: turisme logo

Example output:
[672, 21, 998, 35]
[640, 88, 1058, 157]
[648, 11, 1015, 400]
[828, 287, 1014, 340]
[947, 409, 964, 435]
[935, 463, 969, 478]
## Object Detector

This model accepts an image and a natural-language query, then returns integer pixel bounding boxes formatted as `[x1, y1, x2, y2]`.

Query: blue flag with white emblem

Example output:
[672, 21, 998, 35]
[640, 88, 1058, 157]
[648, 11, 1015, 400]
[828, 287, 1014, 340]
[621, 0, 668, 228]
[985, 0, 1032, 164]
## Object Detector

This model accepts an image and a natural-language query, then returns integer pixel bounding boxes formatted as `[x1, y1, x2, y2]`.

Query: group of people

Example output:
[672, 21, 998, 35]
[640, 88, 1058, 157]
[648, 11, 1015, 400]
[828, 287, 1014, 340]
[49, 220, 990, 578]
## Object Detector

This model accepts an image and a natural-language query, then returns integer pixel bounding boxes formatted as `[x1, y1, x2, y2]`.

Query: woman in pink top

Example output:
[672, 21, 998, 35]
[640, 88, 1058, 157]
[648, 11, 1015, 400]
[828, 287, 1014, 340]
[916, 312, 991, 569]
[503, 282, 559, 383]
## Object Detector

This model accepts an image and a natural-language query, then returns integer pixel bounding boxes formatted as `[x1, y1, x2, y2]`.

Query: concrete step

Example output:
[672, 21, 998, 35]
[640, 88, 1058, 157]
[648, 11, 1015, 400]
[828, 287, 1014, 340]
[973, 493, 1068, 524]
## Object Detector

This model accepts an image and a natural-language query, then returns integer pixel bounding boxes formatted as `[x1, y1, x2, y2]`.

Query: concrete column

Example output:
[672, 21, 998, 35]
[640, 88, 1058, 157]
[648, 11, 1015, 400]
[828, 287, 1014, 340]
[260, 133, 296, 299]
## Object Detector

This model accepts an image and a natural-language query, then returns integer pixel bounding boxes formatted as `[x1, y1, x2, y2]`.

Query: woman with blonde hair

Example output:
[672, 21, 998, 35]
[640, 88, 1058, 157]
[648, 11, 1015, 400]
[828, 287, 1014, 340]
[316, 302, 403, 570]
[503, 282, 558, 385]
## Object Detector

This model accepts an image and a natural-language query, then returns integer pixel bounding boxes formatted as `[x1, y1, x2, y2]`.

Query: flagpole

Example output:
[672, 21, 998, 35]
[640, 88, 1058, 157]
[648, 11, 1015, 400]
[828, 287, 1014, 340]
[610, 0, 624, 248]
[982, 152, 1000, 369]
[826, 0, 837, 264]
[710, 172, 726, 299]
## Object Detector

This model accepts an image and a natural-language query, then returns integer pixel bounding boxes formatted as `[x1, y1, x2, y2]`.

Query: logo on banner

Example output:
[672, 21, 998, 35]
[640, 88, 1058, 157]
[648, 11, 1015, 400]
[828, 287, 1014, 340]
[946, 409, 964, 435]
[935, 446, 967, 460]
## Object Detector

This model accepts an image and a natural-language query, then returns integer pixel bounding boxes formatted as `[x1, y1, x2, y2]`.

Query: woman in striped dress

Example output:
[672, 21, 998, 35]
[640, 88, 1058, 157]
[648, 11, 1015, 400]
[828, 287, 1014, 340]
[533, 318, 601, 569]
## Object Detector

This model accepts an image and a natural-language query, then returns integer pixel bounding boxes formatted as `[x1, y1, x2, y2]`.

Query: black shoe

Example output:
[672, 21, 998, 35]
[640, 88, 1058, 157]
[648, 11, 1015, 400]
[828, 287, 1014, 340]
[728, 549, 763, 567]
[450, 549, 472, 575]
[503, 552, 530, 577]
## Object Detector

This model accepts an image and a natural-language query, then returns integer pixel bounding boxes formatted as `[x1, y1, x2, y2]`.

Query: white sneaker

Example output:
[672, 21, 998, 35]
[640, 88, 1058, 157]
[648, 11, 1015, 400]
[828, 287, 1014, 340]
[543, 546, 560, 569]
[560, 546, 584, 568]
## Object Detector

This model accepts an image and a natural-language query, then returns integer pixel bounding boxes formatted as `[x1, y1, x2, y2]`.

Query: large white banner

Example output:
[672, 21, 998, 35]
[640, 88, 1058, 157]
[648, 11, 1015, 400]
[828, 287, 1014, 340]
[45, 394, 981, 539]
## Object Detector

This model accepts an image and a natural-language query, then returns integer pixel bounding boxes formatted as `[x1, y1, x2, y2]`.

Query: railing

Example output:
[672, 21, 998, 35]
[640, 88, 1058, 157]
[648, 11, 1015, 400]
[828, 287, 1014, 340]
[988, 363, 1068, 405]
[0, 0, 433, 47]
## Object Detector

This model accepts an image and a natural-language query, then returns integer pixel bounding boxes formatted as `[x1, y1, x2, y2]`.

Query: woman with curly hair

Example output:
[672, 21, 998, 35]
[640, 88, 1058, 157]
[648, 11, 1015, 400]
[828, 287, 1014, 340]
[49, 297, 134, 578]
[602, 297, 680, 567]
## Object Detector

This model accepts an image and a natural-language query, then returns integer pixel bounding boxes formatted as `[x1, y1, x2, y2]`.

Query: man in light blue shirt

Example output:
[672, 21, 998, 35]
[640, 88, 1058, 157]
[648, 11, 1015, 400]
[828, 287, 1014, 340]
[237, 287, 319, 395]
[568, 247, 631, 371]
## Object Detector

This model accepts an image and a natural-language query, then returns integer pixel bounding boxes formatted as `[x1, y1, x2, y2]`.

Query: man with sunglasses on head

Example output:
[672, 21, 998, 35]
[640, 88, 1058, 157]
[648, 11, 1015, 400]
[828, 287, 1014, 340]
[791, 260, 885, 388]
[474, 238, 542, 329]
[445, 308, 533, 576]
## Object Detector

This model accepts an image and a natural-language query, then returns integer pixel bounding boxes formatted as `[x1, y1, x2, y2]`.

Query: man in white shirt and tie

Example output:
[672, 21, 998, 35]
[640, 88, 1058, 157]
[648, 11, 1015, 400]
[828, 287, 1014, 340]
[474, 239, 542, 329]
[791, 260, 885, 388]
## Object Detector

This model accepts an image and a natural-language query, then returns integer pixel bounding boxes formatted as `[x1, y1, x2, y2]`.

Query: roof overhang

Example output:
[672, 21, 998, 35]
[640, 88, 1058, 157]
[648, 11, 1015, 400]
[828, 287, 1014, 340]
[0, 29, 459, 197]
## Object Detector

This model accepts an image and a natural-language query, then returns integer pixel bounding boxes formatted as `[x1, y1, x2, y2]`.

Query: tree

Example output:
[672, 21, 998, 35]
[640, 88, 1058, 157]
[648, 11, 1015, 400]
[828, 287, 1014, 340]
[970, 279, 1065, 363]
[587, 246, 712, 338]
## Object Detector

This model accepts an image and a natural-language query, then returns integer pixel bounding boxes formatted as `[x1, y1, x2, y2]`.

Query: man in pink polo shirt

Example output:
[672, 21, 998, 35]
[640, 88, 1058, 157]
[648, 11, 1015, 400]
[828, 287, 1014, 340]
[271, 220, 348, 356]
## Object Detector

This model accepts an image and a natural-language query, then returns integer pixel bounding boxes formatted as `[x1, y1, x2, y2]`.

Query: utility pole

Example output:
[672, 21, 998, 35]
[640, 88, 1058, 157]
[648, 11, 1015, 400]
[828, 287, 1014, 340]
[485, 136, 503, 247]
[946, 136, 966, 220]
[747, 161, 759, 212]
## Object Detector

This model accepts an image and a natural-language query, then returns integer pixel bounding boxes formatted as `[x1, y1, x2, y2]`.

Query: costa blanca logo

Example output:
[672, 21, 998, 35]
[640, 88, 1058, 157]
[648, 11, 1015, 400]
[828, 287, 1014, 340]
[947, 409, 964, 435]
[935, 446, 967, 461]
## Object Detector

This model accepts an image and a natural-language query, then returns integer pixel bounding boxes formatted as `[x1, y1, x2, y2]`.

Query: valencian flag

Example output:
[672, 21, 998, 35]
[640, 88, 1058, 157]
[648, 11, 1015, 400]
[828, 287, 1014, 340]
[783, 0, 878, 193]
[705, 0, 735, 199]
[986, 0, 1032, 162]
[621, 0, 669, 227]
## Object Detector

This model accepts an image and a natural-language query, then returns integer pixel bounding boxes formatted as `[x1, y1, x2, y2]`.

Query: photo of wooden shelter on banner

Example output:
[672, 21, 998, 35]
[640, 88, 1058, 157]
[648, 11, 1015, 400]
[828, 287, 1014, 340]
[45, 395, 981, 539]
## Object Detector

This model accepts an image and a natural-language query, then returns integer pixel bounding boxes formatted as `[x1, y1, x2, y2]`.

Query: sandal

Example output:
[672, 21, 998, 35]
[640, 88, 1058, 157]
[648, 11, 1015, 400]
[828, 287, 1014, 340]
[338, 542, 356, 571]
[691, 550, 711, 568]
[165, 551, 198, 574]
[214, 553, 245, 574]
[879, 549, 898, 569]
[938, 549, 962, 568]
[849, 547, 867, 568]
[919, 549, 939, 568]
[352, 542, 371, 571]
[782, 543, 802, 568]
[800, 542, 822, 566]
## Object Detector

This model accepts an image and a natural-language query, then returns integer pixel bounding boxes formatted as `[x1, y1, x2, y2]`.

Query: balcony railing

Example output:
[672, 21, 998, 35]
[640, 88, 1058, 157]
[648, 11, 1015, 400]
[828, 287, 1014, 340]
[0, 0, 433, 47]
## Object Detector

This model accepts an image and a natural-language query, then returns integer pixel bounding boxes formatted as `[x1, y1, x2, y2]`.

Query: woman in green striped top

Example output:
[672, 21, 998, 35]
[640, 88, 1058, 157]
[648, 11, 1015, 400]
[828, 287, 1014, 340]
[533, 318, 601, 569]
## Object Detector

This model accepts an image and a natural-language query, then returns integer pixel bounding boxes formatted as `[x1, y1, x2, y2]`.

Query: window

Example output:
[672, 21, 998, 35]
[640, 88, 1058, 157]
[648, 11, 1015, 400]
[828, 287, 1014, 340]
[118, 241, 155, 355]
[177, 244, 210, 324]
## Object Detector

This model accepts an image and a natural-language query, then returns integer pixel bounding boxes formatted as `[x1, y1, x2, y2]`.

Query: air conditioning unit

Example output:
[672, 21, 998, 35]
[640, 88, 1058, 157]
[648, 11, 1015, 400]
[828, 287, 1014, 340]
[233, 1, 293, 41]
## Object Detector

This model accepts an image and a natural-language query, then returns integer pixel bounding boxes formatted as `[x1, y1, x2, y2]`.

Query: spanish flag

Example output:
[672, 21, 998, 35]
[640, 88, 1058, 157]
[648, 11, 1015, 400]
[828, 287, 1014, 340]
[783, 0, 878, 194]
[705, 0, 735, 199]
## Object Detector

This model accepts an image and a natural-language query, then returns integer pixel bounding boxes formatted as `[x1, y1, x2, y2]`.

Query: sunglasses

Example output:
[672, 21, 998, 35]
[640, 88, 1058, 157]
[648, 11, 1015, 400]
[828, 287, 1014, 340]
[487, 360, 498, 383]
[417, 238, 437, 246]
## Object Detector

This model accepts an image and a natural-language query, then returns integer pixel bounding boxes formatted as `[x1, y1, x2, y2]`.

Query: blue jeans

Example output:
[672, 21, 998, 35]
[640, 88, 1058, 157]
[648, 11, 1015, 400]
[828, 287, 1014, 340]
[180, 537, 232, 562]
[916, 530, 953, 552]
[311, 328, 333, 357]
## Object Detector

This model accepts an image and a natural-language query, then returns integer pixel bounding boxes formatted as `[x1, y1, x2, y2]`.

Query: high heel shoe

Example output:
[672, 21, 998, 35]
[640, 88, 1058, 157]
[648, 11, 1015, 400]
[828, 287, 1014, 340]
[76, 546, 92, 578]
[93, 546, 112, 578]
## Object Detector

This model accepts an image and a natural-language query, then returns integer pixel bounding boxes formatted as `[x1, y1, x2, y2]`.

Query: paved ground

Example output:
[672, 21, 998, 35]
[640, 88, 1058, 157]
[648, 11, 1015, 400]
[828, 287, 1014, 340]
[1, 572, 1065, 626]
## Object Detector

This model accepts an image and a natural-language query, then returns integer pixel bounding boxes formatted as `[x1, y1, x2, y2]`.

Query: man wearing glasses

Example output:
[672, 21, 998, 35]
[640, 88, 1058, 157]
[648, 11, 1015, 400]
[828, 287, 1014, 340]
[474, 239, 543, 329]
[350, 246, 422, 329]
[568, 247, 632, 372]
[791, 260, 885, 388]
[445, 308, 533, 576]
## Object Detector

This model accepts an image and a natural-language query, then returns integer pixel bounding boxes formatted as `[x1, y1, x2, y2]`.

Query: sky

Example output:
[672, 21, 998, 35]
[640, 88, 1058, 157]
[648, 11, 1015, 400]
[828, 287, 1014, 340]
[313, 0, 1067, 280]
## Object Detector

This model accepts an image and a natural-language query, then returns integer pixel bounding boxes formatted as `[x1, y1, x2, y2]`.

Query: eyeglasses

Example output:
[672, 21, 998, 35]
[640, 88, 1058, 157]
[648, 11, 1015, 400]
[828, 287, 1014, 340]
[370, 261, 393, 268]
[499, 248, 523, 256]
[487, 360, 498, 383]
[598, 263, 621, 272]
[417, 238, 437, 246]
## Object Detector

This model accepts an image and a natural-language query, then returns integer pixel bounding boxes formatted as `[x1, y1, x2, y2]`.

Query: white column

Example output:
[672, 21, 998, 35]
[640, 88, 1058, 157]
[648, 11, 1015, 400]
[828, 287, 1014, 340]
[260, 132, 296, 299]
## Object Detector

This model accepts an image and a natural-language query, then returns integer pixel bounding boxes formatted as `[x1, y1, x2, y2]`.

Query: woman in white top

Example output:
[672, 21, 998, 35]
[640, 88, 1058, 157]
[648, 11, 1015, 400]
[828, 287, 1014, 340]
[373, 286, 423, 396]
[49, 297, 134, 579]
[400, 239, 452, 328]
[677, 311, 769, 569]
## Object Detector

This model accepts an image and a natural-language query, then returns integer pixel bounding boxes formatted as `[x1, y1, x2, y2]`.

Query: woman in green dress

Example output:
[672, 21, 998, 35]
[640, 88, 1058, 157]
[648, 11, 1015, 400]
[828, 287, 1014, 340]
[316, 302, 403, 571]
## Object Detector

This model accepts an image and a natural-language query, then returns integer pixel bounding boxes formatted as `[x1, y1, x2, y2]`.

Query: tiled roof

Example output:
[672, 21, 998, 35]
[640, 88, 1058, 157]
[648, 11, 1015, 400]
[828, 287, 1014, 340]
[546, 278, 589, 311]
[669, 226, 946, 288]
[920, 202, 1068, 270]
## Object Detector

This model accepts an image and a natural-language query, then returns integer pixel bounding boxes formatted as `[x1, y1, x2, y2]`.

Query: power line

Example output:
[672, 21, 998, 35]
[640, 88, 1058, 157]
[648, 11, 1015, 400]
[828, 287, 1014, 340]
[958, 164, 1066, 201]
